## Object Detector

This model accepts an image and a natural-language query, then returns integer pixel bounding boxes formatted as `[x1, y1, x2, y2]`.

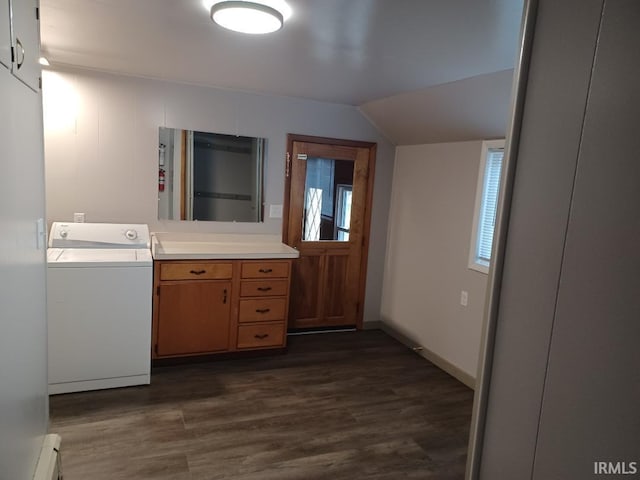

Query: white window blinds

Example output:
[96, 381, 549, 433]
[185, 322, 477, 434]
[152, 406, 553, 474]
[476, 148, 504, 263]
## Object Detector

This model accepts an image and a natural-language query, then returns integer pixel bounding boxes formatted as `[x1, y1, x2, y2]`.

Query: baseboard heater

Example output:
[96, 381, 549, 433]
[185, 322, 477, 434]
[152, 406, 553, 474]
[33, 434, 62, 480]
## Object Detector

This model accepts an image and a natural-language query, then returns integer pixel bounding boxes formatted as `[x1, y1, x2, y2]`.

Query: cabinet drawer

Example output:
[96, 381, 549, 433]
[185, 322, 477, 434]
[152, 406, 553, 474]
[239, 298, 287, 323]
[241, 261, 290, 279]
[237, 323, 285, 349]
[160, 262, 233, 281]
[240, 279, 288, 297]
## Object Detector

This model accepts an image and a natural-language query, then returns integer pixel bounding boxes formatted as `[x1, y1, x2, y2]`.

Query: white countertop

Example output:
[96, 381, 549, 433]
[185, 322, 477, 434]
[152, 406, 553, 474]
[151, 233, 299, 260]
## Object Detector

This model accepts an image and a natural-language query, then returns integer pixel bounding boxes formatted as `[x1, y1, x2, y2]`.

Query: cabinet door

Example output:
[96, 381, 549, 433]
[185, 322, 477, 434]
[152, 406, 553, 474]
[156, 281, 231, 356]
[0, 64, 47, 480]
[1, 0, 10, 68]
[10, 0, 40, 91]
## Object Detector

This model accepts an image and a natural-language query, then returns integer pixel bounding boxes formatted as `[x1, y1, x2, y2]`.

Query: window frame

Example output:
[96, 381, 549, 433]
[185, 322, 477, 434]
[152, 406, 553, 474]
[334, 183, 352, 241]
[468, 139, 505, 274]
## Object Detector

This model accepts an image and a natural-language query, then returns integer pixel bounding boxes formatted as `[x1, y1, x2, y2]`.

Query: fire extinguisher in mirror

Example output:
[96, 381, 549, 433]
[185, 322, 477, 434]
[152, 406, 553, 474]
[159, 168, 166, 192]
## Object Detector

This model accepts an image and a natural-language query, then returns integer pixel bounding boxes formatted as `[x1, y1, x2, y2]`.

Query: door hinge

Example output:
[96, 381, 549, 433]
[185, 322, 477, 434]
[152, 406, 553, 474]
[361, 236, 365, 247]
[285, 152, 291, 178]
[356, 302, 360, 314]
[36, 7, 40, 20]
[10, 46, 14, 63]
[38, 76, 42, 90]
[154, 344, 158, 355]
[156, 285, 160, 296]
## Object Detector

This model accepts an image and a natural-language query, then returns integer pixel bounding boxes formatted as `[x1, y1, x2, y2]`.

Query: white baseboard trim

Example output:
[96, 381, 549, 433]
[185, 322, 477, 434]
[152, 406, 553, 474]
[33, 434, 61, 480]
[367, 321, 476, 390]
[362, 320, 384, 330]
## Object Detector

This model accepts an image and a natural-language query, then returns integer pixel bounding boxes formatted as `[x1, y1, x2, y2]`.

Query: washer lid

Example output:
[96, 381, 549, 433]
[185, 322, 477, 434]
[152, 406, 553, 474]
[48, 222, 151, 249]
[47, 248, 153, 267]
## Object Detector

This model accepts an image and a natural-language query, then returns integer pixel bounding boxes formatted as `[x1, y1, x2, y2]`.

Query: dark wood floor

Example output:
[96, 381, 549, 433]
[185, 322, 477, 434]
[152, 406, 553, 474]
[49, 330, 473, 480]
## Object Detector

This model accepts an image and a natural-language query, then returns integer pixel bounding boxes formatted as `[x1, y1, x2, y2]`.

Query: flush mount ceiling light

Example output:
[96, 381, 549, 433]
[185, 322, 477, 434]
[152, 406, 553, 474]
[210, 1, 285, 34]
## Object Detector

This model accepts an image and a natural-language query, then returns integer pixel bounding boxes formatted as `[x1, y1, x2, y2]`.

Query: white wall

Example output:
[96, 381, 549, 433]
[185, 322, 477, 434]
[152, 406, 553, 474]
[381, 141, 489, 380]
[42, 66, 395, 324]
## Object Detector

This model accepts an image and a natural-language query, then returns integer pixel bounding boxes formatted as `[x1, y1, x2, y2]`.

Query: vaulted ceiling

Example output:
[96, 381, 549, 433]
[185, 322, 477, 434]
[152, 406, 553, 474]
[40, 0, 524, 144]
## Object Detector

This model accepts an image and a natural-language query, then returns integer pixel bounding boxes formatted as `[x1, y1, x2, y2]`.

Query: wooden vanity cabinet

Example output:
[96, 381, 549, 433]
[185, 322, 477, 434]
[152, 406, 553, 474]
[152, 259, 292, 359]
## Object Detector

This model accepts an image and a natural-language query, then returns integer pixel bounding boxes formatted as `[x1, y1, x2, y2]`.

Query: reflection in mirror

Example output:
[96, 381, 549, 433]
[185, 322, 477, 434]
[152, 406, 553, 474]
[303, 157, 354, 241]
[158, 128, 264, 222]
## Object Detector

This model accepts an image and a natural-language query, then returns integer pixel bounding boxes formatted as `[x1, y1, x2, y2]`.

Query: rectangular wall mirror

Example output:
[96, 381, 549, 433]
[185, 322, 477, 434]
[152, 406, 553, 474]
[158, 127, 265, 222]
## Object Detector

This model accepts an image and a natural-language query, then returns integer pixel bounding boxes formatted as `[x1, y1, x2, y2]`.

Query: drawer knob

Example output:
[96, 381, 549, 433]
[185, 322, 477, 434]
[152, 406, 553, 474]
[257, 287, 272, 292]
[258, 268, 273, 274]
[254, 333, 269, 339]
[256, 308, 271, 314]
[190, 270, 206, 275]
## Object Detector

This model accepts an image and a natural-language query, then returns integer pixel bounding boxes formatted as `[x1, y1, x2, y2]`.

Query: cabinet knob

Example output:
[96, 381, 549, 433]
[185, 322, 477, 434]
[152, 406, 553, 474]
[190, 270, 206, 275]
[255, 308, 271, 314]
[257, 287, 272, 292]
[258, 268, 273, 274]
[254, 333, 269, 340]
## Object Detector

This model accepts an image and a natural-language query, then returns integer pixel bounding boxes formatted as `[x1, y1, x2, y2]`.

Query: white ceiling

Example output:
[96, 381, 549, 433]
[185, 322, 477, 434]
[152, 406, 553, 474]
[361, 69, 515, 145]
[39, 0, 524, 144]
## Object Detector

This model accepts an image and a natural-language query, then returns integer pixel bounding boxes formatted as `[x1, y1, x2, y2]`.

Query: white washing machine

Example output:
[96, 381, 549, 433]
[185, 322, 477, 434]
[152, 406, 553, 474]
[47, 222, 153, 394]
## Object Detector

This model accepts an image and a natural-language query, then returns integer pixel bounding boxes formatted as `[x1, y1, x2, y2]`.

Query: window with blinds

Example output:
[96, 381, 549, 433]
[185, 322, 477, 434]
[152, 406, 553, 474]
[469, 140, 505, 274]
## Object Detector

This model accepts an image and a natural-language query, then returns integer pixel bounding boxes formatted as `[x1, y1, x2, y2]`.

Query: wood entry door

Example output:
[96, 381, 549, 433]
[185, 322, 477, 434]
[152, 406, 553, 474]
[284, 135, 376, 330]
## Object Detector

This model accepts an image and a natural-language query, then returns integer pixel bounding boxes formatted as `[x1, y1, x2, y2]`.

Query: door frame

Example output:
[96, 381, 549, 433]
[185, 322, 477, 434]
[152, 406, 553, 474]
[283, 134, 377, 329]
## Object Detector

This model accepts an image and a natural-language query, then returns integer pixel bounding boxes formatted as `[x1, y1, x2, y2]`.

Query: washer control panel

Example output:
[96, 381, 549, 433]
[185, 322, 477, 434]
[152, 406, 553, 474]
[48, 222, 151, 249]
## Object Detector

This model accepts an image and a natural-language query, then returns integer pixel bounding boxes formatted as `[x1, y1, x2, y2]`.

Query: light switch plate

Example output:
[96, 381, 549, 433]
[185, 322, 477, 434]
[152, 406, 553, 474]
[460, 290, 468, 307]
[269, 204, 283, 218]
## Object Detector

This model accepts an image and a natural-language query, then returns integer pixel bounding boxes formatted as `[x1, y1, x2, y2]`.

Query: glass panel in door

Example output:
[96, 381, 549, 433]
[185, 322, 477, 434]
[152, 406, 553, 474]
[302, 157, 354, 241]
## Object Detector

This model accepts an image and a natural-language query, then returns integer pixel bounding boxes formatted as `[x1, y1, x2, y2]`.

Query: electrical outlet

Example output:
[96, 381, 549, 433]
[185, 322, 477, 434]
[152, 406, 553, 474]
[460, 290, 468, 307]
[73, 212, 85, 223]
